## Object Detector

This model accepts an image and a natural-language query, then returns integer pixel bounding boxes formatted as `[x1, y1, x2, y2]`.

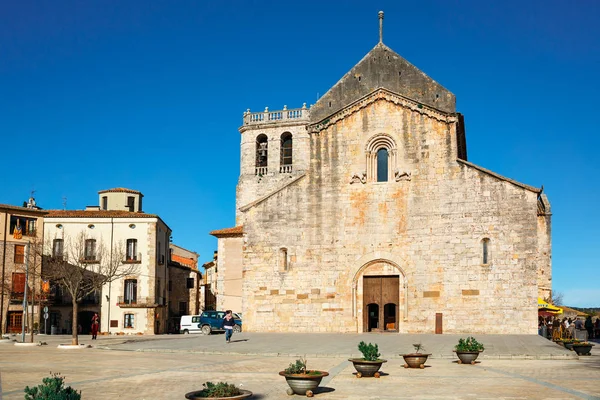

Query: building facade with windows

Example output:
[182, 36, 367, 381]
[44, 188, 172, 335]
[167, 243, 201, 333]
[0, 200, 46, 335]
[212, 15, 552, 334]
[202, 251, 218, 312]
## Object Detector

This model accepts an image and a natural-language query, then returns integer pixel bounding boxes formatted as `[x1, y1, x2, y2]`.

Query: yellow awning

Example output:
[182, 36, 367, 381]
[538, 297, 563, 314]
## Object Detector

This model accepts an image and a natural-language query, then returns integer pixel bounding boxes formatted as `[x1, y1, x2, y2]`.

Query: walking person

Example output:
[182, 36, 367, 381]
[222, 310, 235, 343]
[91, 313, 99, 340]
[584, 316, 594, 339]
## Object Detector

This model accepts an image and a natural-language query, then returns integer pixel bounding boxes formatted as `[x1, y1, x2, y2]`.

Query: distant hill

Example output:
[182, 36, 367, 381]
[567, 306, 600, 315]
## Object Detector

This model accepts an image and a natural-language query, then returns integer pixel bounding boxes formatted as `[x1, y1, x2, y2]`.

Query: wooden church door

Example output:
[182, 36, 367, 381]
[363, 275, 399, 332]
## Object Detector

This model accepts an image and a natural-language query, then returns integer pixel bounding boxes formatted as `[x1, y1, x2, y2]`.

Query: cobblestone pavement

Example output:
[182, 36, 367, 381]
[1, 334, 598, 399]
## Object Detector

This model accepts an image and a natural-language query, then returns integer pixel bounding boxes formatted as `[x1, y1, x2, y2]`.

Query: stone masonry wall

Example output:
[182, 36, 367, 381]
[239, 97, 545, 334]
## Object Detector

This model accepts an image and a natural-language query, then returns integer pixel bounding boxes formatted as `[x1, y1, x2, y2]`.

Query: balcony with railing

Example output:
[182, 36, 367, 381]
[124, 252, 142, 264]
[243, 104, 310, 126]
[279, 164, 293, 173]
[117, 296, 161, 308]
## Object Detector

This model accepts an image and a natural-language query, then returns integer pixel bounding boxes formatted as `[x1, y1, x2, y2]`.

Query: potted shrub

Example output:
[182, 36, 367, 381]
[401, 343, 431, 369]
[454, 336, 484, 365]
[562, 339, 579, 351]
[185, 382, 252, 399]
[24, 373, 81, 400]
[348, 341, 387, 378]
[278, 357, 329, 397]
[571, 341, 595, 356]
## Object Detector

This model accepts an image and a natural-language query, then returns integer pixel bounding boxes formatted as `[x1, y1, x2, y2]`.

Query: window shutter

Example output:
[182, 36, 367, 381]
[12, 273, 25, 293]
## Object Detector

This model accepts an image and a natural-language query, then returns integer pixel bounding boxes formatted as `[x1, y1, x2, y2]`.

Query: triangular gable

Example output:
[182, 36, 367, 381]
[310, 43, 455, 124]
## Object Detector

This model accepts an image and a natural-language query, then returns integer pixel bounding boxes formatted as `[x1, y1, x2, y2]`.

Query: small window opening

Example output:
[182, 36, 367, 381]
[482, 238, 490, 264]
[376, 148, 389, 182]
[280, 248, 288, 271]
[358, 76, 362, 81]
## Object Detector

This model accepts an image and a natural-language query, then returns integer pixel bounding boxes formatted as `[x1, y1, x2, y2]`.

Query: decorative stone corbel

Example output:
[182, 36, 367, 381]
[395, 169, 411, 181]
[350, 172, 367, 184]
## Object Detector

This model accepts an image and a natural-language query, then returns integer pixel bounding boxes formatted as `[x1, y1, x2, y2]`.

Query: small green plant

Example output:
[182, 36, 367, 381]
[197, 382, 242, 398]
[284, 357, 307, 374]
[412, 343, 425, 354]
[24, 373, 81, 400]
[357, 341, 381, 361]
[283, 357, 321, 375]
[455, 337, 484, 352]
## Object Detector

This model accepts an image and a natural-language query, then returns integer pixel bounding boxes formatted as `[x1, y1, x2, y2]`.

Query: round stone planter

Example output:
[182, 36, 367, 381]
[184, 389, 253, 400]
[454, 351, 482, 365]
[348, 358, 387, 378]
[278, 370, 329, 397]
[402, 353, 431, 369]
[572, 343, 594, 356]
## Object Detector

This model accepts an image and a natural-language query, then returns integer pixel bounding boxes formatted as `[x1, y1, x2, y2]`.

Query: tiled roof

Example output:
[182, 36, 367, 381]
[0, 204, 47, 215]
[210, 225, 243, 237]
[45, 210, 158, 218]
[98, 188, 142, 195]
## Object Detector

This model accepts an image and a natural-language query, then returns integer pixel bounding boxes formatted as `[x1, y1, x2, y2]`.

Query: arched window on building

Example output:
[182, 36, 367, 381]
[256, 134, 268, 175]
[482, 238, 490, 264]
[365, 134, 397, 182]
[377, 148, 389, 182]
[280, 132, 293, 173]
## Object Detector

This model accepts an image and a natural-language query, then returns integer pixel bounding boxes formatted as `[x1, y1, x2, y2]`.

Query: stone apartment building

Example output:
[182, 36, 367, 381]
[167, 243, 201, 332]
[44, 188, 172, 335]
[211, 13, 552, 334]
[0, 199, 46, 335]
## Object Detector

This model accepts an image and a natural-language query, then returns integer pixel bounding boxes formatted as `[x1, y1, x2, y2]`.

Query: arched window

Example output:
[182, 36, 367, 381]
[280, 132, 293, 173]
[482, 238, 490, 264]
[365, 134, 397, 182]
[377, 148, 389, 182]
[255, 134, 268, 175]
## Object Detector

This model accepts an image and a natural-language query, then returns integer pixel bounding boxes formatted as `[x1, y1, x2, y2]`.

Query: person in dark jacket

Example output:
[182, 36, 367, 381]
[222, 310, 235, 343]
[584, 316, 594, 339]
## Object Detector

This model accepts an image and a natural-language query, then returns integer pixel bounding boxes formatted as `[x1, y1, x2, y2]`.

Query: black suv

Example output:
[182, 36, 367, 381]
[199, 311, 242, 335]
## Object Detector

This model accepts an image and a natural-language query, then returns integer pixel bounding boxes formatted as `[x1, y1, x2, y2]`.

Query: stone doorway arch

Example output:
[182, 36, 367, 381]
[352, 259, 407, 333]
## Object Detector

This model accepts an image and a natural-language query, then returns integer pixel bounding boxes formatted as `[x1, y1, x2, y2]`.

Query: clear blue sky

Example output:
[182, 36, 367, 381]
[1, 1, 599, 307]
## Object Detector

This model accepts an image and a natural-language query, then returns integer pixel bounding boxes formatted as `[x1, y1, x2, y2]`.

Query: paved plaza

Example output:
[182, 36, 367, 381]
[1, 333, 599, 399]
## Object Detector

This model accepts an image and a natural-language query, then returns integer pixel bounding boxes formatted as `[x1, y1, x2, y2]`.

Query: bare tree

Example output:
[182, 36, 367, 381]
[545, 291, 564, 307]
[43, 231, 138, 345]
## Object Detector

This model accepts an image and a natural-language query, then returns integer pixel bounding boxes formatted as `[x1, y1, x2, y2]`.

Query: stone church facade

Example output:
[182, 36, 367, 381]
[214, 15, 552, 334]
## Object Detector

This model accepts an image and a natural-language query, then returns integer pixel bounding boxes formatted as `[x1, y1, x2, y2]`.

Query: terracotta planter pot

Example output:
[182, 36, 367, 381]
[401, 353, 431, 369]
[454, 351, 482, 365]
[278, 370, 329, 397]
[348, 358, 387, 378]
[184, 389, 253, 400]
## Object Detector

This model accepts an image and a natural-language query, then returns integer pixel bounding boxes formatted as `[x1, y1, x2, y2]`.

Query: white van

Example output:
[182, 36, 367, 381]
[179, 315, 202, 334]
